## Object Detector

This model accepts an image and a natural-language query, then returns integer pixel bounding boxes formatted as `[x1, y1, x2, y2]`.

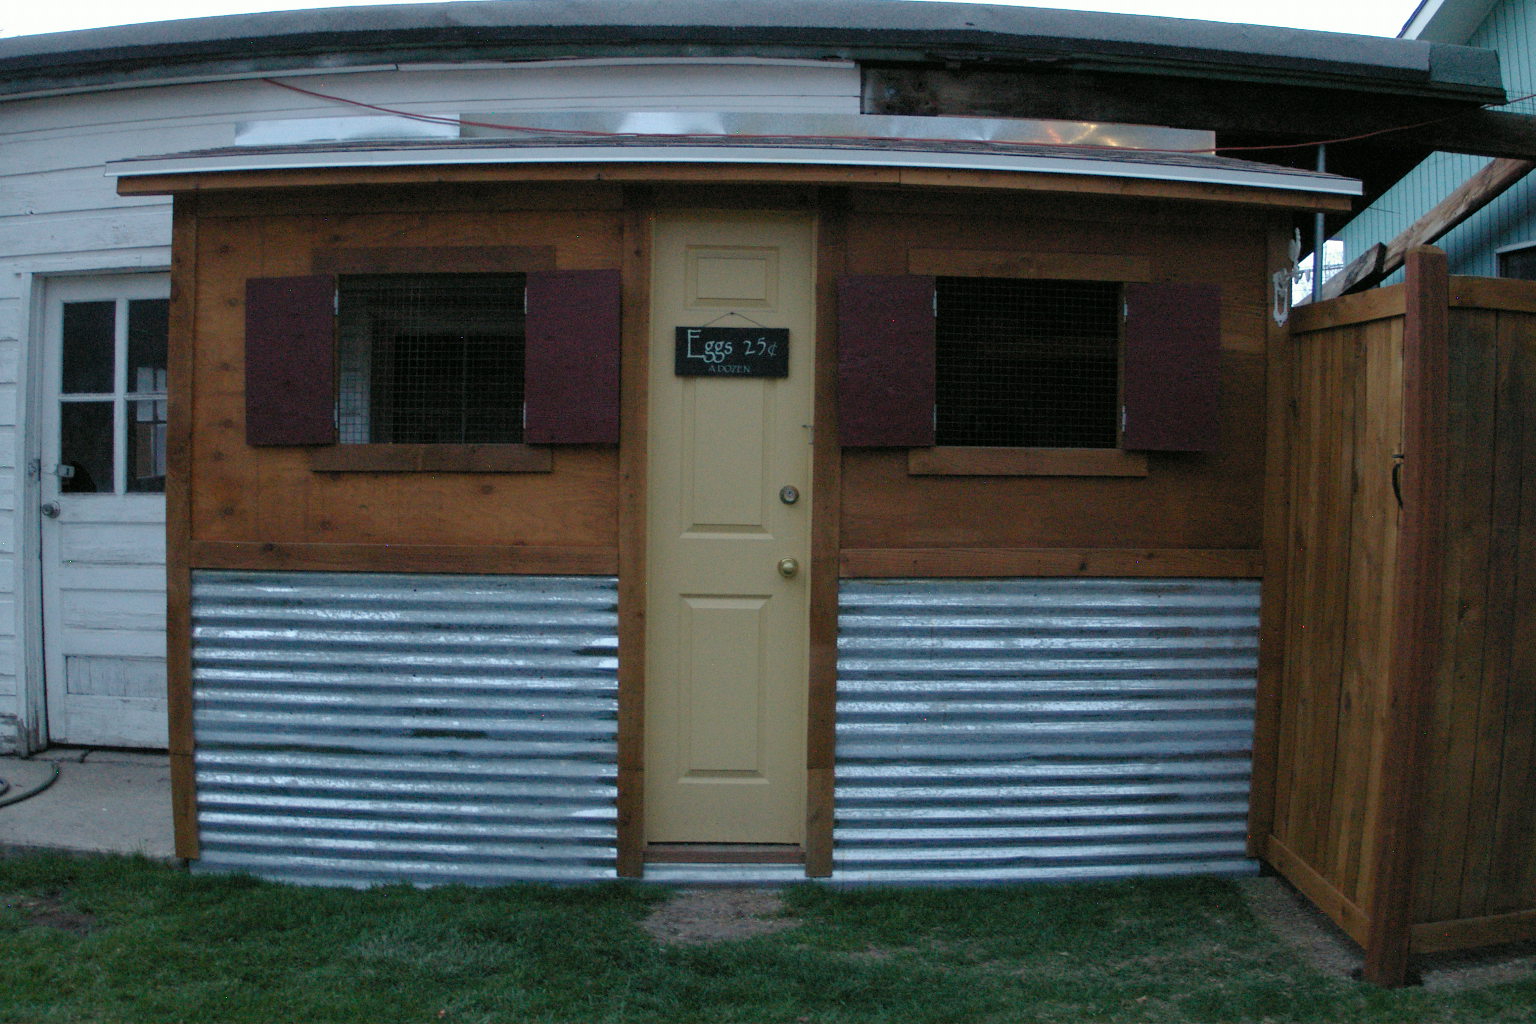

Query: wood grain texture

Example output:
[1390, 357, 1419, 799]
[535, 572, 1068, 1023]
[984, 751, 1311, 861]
[1413, 907, 1536, 954]
[907, 248, 1150, 282]
[839, 197, 1269, 558]
[1263, 833, 1372, 947]
[189, 541, 618, 575]
[615, 190, 653, 878]
[166, 195, 200, 857]
[907, 447, 1148, 477]
[1364, 247, 1449, 987]
[805, 191, 847, 878]
[311, 245, 555, 274]
[190, 202, 623, 555]
[1249, 219, 1297, 858]
[308, 445, 553, 473]
[840, 547, 1262, 578]
[1290, 286, 1407, 333]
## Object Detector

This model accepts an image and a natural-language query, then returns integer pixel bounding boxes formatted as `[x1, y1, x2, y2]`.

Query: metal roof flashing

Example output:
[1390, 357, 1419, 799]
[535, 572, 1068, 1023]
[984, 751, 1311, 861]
[106, 132, 1362, 200]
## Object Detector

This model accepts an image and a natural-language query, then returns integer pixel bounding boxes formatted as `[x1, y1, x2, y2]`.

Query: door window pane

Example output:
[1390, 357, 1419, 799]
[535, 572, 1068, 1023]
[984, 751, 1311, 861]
[60, 402, 113, 493]
[128, 299, 169, 393]
[127, 399, 168, 493]
[61, 302, 116, 394]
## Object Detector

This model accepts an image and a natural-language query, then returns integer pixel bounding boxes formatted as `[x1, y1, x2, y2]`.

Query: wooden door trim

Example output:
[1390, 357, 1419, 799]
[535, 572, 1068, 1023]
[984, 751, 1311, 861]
[616, 188, 654, 877]
[805, 190, 845, 877]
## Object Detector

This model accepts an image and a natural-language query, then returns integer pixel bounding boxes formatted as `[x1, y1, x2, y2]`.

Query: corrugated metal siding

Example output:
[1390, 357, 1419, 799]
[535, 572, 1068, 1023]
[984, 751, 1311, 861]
[835, 578, 1260, 883]
[190, 571, 618, 886]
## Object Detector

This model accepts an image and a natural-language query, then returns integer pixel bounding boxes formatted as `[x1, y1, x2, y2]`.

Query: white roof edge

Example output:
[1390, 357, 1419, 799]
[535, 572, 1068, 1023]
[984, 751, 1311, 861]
[1401, 0, 1498, 43]
[106, 144, 1362, 196]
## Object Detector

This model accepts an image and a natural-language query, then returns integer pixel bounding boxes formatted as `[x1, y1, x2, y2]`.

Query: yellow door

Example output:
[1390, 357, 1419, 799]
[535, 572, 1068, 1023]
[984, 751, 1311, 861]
[645, 211, 815, 845]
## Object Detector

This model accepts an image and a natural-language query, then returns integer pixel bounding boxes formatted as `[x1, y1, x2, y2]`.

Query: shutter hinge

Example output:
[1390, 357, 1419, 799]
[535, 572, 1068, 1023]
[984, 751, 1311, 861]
[523, 287, 529, 315]
[1121, 407, 1128, 433]
[333, 288, 339, 316]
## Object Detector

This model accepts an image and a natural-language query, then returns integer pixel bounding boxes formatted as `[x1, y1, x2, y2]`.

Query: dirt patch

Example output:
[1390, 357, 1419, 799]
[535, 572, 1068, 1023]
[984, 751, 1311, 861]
[1239, 875, 1363, 978]
[1240, 875, 1536, 990]
[7, 890, 97, 936]
[642, 888, 798, 946]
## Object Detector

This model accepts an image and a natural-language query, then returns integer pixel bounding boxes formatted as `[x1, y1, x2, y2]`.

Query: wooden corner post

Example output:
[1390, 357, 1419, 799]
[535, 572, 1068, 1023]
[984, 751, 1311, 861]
[1363, 246, 1449, 986]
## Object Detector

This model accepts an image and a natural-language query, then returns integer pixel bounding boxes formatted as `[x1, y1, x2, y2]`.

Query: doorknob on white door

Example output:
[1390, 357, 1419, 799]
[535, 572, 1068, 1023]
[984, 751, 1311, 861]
[777, 557, 799, 578]
[41, 502, 61, 519]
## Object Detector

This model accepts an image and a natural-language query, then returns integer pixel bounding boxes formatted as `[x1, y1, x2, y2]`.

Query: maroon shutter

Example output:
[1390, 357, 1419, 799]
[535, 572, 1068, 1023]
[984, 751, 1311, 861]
[245, 275, 336, 446]
[524, 269, 622, 445]
[837, 275, 935, 447]
[1122, 282, 1221, 452]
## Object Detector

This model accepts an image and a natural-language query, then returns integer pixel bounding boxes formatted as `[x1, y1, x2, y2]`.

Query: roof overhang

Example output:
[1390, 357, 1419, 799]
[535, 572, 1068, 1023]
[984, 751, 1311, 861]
[109, 133, 1359, 211]
[0, 0, 1505, 103]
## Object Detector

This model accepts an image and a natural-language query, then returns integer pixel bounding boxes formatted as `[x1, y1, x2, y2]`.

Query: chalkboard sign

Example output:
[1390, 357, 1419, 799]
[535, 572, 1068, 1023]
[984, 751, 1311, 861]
[675, 326, 790, 377]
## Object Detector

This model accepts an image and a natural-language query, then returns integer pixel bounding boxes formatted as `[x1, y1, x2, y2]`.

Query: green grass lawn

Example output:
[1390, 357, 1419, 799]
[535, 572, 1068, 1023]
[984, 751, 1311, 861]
[2, 853, 1533, 1023]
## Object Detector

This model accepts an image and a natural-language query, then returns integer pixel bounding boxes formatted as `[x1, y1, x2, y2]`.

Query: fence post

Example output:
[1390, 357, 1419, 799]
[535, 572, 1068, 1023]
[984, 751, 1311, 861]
[1362, 245, 1449, 986]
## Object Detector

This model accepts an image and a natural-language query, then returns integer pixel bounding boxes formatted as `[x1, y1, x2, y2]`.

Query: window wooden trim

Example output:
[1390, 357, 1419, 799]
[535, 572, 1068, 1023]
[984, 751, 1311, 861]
[308, 443, 552, 473]
[907, 447, 1148, 477]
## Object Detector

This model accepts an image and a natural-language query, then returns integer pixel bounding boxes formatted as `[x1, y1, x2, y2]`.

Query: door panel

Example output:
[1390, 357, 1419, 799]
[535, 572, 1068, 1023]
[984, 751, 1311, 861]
[646, 212, 815, 845]
[41, 275, 170, 748]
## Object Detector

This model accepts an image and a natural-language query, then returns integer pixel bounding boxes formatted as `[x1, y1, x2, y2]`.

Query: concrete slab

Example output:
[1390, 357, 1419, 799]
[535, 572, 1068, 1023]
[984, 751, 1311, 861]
[0, 749, 175, 861]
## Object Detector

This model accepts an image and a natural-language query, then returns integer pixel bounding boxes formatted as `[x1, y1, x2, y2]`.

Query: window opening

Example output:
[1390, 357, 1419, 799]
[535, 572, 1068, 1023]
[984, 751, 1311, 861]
[934, 277, 1121, 449]
[337, 274, 525, 444]
[1497, 243, 1536, 281]
[58, 296, 169, 493]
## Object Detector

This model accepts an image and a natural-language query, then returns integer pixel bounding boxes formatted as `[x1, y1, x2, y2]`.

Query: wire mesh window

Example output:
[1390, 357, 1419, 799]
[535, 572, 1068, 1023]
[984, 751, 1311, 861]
[337, 274, 524, 444]
[935, 277, 1122, 449]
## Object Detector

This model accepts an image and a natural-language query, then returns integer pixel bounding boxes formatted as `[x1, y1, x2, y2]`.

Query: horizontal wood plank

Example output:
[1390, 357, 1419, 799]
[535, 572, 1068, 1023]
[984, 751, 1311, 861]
[1291, 286, 1407, 333]
[1449, 277, 1536, 314]
[311, 245, 555, 274]
[644, 844, 804, 865]
[907, 447, 1149, 477]
[839, 546, 1262, 578]
[1412, 907, 1536, 954]
[190, 540, 618, 575]
[907, 248, 1150, 282]
[308, 444, 554, 473]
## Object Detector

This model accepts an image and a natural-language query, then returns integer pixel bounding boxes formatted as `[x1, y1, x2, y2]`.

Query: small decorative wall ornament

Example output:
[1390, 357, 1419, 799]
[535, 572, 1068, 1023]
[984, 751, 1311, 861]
[1272, 229, 1306, 326]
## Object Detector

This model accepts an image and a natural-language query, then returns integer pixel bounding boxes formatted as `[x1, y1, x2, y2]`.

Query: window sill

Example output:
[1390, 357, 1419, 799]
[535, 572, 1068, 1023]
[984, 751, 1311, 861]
[309, 444, 553, 474]
[907, 447, 1149, 478]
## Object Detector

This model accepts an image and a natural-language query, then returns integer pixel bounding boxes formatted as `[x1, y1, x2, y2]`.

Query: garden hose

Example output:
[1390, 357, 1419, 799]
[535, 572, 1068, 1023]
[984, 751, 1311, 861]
[0, 761, 61, 808]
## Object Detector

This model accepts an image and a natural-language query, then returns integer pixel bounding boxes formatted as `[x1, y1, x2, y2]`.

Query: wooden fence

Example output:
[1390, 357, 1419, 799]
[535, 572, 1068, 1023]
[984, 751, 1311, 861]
[1250, 247, 1536, 985]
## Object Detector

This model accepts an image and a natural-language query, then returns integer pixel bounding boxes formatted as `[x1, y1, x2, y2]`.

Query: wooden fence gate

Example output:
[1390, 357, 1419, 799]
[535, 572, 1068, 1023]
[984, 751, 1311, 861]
[1250, 247, 1536, 986]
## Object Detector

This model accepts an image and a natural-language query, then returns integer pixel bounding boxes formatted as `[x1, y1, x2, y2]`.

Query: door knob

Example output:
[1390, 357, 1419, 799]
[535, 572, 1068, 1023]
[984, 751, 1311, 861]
[41, 502, 61, 519]
[777, 557, 800, 578]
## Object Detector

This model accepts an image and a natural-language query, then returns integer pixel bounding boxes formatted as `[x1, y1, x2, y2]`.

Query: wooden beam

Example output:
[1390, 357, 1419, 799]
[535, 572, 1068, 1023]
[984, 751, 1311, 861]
[864, 68, 1536, 162]
[1321, 158, 1536, 300]
[1362, 247, 1449, 988]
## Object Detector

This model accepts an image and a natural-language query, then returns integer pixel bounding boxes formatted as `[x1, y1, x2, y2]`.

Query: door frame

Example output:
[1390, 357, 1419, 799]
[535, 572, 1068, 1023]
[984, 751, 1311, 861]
[613, 187, 845, 877]
[18, 265, 170, 753]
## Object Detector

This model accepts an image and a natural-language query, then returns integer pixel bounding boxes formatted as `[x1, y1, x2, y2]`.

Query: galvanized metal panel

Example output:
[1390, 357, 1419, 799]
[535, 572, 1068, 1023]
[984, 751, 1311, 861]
[834, 578, 1261, 884]
[190, 570, 618, 886]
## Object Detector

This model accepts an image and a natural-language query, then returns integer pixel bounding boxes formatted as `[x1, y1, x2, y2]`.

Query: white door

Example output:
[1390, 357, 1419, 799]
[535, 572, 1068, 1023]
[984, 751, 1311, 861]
[39, 275, 169, 748]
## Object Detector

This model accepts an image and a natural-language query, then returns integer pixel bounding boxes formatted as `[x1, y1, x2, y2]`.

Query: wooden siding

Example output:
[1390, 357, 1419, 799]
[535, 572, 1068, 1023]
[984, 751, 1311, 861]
[837, 192, 1276, 577]
[187, 190, 627, 566]
[1260, 263, 1536, 971]
[1266, 304, 1404, 936]
[0, 59, 859, 749]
